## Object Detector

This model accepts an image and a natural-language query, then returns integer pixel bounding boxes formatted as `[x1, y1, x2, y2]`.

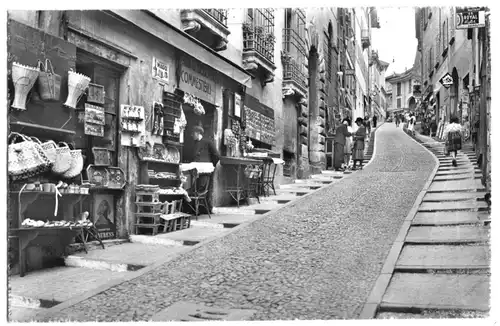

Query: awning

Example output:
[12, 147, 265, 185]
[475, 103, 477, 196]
[109, 10, 253, 88]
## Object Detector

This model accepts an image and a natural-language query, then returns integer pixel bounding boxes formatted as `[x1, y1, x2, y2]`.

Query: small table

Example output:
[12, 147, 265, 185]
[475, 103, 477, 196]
[220, 156, 261, 207]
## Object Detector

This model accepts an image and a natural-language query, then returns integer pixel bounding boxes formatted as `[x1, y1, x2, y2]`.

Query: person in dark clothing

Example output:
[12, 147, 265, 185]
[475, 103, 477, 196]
[190, 125, 220, 214]
[372, 115, 378, 128]
[395, 115, 400, 127]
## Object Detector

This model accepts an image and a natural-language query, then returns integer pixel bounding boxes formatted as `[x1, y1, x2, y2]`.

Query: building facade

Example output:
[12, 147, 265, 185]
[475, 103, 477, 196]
[385, 67, 419, 115]
[415, 6, 490, 190]
[369, 50, 389, 122]
[7, 7, 381, 239]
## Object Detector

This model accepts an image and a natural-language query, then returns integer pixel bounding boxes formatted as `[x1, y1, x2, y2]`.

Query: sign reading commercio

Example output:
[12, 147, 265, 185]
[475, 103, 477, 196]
[179, 56, 217, 104]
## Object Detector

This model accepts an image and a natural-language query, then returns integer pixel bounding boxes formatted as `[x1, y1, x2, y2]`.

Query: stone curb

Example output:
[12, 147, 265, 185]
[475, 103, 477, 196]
[358, 129, 440, 320]
[34, 125, 385, 322]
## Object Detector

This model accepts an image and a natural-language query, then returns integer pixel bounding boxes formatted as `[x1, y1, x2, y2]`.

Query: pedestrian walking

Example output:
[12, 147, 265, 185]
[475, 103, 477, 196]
[372, 115, 378, 128]
[430, 119, 437, 137]
[395, 115, 400, 127]
[364, 116, 372, 135]
[352, 117, 366, 170]
[408, 114, 416, 136]
[442, 115, 463, 167]
[344, 118, 354, 169]
[333, 117, 352, 171]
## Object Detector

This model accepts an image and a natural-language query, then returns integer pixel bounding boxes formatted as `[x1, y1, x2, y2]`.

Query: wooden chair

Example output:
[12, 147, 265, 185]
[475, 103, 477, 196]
[185, 172, 212, 219]
[160, 200, 191, 232]
[260, 159, 277, 196]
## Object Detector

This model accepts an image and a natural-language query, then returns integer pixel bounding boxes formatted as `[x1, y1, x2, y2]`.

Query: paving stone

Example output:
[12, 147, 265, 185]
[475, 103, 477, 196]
[39, 123, 437, 322]
[382, 273, 490, 311]
[427, 179, 485, 192]
[423, 192, 487, 202]
[419, 200, 488, 212]
[396, 244, 490, 269]
[405, 225, 490, 243]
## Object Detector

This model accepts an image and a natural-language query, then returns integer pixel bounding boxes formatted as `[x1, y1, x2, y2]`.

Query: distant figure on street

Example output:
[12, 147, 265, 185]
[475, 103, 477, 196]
[463, 115, 471, 141]
[364, 116, 371, 135]
[430, 119, 438, 137]
[395, 115, 400, 127]
[372, 115, 378, 128]
[352, 117, 366, 170]
[344, 118, 354, 169]
[333, 118, 352, 171]
[472, 114, 480, 151]
[443, 115, 463, 167]
[408, 114, 416, 136]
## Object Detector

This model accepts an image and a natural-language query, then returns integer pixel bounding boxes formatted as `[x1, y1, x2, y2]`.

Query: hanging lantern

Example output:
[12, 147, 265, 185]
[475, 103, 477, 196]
[11, 62, 40, 111]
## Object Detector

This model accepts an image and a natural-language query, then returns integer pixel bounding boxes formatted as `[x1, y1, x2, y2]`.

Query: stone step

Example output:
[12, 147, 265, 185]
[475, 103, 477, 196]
[212, 207, 256, 215]
[320, 171, 344, 178]
[423, 192, 487, 202]
[435, 168, 482, 176]
[189, 214, 258, 228]
[276, 188, 313, 196]
[427, 179, 485, 193]
[381, 273, 490, 311]
[295, 178, 333, 184]
[280, 183, 323, 190]
[404, 225, 490, 244]
[438, 166, 480, 172]
[395, 245, 490, 270]
[151, 225, 231, 246]
[65, 242, 190, 272]
[251, 203, 284, 214]
[433, 174, 482, 181]
[418, 200, 488, 212]
[376, 310, 489, 319]
[412, 211, 489, 226]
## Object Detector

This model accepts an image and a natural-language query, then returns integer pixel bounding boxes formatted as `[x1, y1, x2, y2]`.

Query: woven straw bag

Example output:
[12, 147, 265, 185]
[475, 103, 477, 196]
[62, 146, 84, 179]
[52, 142, 72, 174]
[8, 132, 51, 180]
[37, 59, 61, 101]
[30, 137, 57, 164]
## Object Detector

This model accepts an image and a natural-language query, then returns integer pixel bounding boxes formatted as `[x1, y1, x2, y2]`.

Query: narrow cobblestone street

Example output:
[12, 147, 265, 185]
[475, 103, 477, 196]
[38, 123, 436, 321]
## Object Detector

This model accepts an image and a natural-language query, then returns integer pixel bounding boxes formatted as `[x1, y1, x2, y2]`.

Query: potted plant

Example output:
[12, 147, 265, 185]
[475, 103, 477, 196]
[265, 33, 276, 43]
[242, 22, 253, 33]
[255, 26, 264, 36]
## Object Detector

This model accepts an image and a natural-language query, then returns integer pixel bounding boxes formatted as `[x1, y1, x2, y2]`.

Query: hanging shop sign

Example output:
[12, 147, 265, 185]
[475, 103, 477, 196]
[439, 73, 454, 88]
[152, 57, 170, 84]
[87, 83, 105, 105]
[234, 93, 242, 118]
[84, 104, 105, 137]
[456, 7, 486, 29]
[179, 56, 217, 104]
[93, 194, 116, 240]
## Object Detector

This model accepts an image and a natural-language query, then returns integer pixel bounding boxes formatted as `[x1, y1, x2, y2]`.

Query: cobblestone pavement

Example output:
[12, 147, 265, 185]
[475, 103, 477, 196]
[43, 124, 436, 321]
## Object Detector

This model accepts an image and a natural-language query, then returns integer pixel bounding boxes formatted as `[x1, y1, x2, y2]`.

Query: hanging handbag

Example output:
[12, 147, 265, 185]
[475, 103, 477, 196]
[8, 132, 51, 180]
[62, 145, 84, 179]
[37, 59, 62, 101]
[30, 137, 57, 164]
[52, 142, 72, 174]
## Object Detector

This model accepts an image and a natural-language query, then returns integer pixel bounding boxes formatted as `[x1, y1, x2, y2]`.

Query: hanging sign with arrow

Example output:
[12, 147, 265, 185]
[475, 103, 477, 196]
[439, 73, 454, 88]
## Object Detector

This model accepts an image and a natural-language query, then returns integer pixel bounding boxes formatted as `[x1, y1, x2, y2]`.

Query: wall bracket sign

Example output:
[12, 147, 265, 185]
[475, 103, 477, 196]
[439, 73, 454, 88]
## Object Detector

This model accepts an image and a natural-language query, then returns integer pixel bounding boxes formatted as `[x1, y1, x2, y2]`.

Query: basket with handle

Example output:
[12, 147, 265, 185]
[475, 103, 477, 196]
[52, 142, 72, 175]
[30, 136, 57, 165]
[37, 59, 62, 101]
[8, 132, 52, 181]
[62, 144, 85, 179]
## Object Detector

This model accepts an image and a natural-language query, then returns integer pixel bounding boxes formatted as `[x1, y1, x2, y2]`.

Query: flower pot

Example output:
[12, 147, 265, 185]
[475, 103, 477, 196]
[11, 62, 40, 111]
[64, 71, 91, 109]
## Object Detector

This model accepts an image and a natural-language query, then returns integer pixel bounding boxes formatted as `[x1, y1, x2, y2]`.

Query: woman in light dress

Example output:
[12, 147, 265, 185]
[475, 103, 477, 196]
[343, 118, 353, 169]
[442, 115, 463, 167]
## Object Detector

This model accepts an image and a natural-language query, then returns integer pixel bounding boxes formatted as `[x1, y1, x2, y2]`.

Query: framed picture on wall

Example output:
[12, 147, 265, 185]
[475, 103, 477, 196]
[92, 194, 116, 240]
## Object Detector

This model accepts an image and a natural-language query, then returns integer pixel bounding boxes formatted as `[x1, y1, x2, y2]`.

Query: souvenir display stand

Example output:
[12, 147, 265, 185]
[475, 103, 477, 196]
[135, 143, 191, 235]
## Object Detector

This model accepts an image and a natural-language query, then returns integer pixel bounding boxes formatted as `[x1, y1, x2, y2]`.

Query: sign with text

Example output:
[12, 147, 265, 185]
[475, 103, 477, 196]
[345, 69, 355, 75]
[234, 93, 242, 118]
[152, 57, 170, 84]
[456, 7, 486, 29]
[439, 73, 454, 88]
[179, 56, 217, 104]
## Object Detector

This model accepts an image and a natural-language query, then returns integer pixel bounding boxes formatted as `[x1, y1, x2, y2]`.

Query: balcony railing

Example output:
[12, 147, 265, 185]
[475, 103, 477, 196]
[283, 59, 307, 91]
[282, 28, 306, 57]
[243, 26, 275, 64]
[203, 9, 228, 27]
